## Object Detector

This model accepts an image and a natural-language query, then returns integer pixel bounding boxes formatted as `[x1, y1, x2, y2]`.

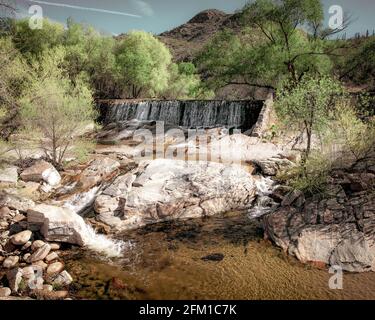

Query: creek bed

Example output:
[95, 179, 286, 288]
[64, 211, 375, 300]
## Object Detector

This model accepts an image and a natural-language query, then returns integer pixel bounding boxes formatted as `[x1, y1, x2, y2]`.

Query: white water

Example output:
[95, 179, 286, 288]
[82, 223, 130, 258]
[248, 176, 277, 218]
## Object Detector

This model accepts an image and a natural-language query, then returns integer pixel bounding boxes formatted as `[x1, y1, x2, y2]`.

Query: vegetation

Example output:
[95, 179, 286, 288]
[19, 48, 96, 167]
[275, 76, 343, 157]
[197, 0, 349, 91]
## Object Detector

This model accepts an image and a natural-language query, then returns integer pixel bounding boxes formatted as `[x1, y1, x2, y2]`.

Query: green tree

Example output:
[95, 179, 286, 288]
[198, 0, 346, 92]
[19, 47, 96, 167]
[275, 76, 343, 157]
[116, 31, 172, 98]
[10, 18, 64, 58]
[162, 62, 214, 99]
[63, 19, 119, 98]
[0, 37, 31, 139]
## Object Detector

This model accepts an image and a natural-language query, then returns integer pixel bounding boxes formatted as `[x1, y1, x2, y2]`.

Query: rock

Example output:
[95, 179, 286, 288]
[263, 188, 375, 272]
[11, 230, 32, 246]
[43, 284, 53, 292]
[253, 157, 294, 176]
[45, 252, 58, 262]
[201, 253, 224, 261]
[22, 253, 31, 262]
[3, 256, 19, 269]
[49, 243, 60, 251]
[53, 270, 73, 286]
[6, 268, 23, 292]
[29, 244, 51, 262]
[0, 166, 18, 185]
[0, 193, 35, 212]
[22, 265, 44, 290]
[20, 160, 61, 186]
[52, 157, 120, 214]
[0, 287, 11, 297]
[46, 262, 64, 275]
[47, 290, 69, 300]
[21, 241, 32, 251]
[0, 206, 13, 219]
[27, 204, 90, 246]
[32, 260, 47, 270]
[31, 240, 45, 251]
[13, 213, 26, 223]
[95, 159, 257, 231]
[0, 221, 8, 229]
[281, 190, 305, 207]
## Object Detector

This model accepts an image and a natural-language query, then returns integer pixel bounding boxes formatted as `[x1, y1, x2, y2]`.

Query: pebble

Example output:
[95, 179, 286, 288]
[11, 230, 32, 246]
[13, 214, 26, 223]
[21, 241, 32, 251]
[45, 252, 58, 262]
[3, 256, 19, 268]
[32, 260, 48, 270]
[0, 221, 9, 229]
[31, 240, 45, 251]
[22, 253, 31, 262]
[53, 270, 73, 286]
[43, 284, 53, 292]
[6, 268, 23, 292]
[29, 244, 51, 262]
[47, 262, 64, 275]
[0, 287, 11, 297]
[0, 207, 12, 219]
[50, 243, 60, 251]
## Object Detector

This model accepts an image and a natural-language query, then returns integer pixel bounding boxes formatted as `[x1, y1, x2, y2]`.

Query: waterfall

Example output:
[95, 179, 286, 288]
[100, 100, 264, 131]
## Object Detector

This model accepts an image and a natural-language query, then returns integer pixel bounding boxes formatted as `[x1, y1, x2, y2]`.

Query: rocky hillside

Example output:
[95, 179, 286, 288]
[158, 9, 243, 62]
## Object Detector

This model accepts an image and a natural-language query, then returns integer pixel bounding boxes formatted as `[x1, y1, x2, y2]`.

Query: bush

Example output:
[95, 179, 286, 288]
[277, 151, 331, 196]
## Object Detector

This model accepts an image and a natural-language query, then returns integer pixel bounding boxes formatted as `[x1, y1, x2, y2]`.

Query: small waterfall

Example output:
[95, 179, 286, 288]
[82, 224, 130, 258]
[100, 100, 264, 131]
[248, 177, 278, 218]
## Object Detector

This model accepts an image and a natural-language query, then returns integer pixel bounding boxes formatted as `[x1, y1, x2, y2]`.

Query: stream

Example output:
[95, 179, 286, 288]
[63, 211, 375, 300]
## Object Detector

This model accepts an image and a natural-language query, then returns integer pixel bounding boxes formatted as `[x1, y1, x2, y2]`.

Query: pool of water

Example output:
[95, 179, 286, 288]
[64, 212, 375, 300]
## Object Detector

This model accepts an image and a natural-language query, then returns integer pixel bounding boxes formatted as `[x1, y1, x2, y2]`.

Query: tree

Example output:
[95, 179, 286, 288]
[10, 18, 64, 59]
[0, 37, 31, 139]
[162, 62, 214, 99]
[19, 48, 96, 167]
[198, 0, 347, 92]
[339, 38, 375, 89]
[116, 31, 172, 98]
[63, 19, 119, 98]
[275, 76, 343, 157]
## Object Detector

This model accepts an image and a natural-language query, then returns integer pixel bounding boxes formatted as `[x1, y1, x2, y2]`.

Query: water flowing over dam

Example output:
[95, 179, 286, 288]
[99, 100, 264, 131]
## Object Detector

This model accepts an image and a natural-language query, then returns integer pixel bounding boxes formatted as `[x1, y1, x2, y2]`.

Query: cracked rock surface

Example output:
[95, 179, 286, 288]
[94, 159, 257, 231]
[263, 164, 375, 272]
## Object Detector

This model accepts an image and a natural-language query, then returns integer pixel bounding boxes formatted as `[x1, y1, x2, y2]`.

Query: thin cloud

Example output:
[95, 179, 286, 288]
[133, 0, 154, 17]
[27, 0, 142, 18]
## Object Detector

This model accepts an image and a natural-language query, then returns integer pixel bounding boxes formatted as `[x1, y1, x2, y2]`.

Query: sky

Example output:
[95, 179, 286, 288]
[7, 0, 375, 36]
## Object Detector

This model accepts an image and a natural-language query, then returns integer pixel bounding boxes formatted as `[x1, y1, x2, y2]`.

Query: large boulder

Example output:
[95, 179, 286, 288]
[20, 160, 61, 186]
[263, 182, 375, 272]
[27, 204, 89, 246]
[94, 159, 257, 231]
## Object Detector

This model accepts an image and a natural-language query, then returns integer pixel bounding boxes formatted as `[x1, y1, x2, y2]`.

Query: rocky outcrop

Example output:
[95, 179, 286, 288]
[263, 170, 375, 272]
[94, 159, 257, 231]
[53, 157, 121, 213]
[20, 160, 61, 187]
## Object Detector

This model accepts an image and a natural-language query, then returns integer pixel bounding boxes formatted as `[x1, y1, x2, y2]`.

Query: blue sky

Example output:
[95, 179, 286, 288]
[10, 0, 375, 36]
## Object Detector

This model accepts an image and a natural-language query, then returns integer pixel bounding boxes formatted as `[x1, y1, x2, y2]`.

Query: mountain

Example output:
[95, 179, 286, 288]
[158, 9, 243, 62]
